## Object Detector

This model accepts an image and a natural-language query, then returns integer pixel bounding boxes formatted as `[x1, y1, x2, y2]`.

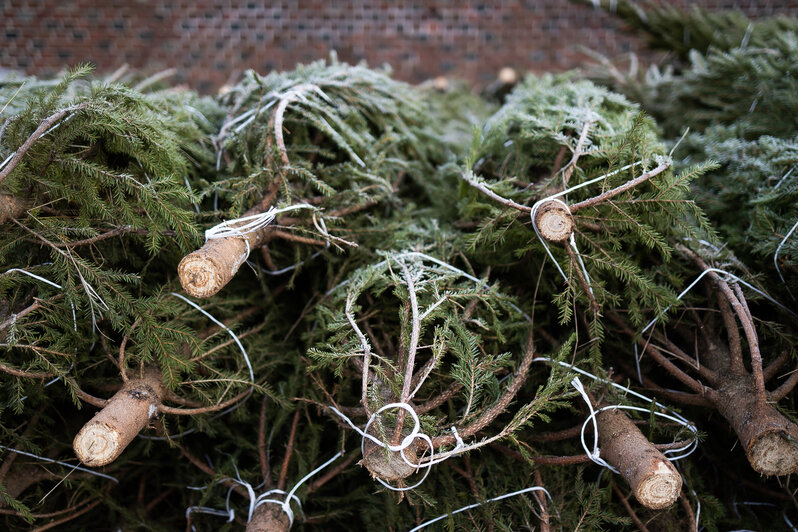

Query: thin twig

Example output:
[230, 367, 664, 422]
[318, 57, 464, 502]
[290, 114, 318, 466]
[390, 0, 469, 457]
[461, 171, 533, 213]
[277, 409, 301, 491]
[612, 482, 651, 532]
[258, 395, 271, 486]
[770, 367, 798, 402]
[0, 104, 87, 186]
[568, 161, 670, 213]
[305, 451, 358, 495]
[533, 469, 551, 532]
[561, 120, 593, 185]
[717, 289, 744, 375]
[159, 388, 251, 415]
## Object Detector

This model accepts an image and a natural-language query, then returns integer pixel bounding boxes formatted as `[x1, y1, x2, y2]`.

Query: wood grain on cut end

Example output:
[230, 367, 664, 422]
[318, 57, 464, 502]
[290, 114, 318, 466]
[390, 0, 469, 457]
[534, 200, 573, 243]
[178, 237, 249, 298]
[361, 438, 418, 483]
[713, 376, 798, 476]
[748, 428, 798, 476]
[74, 422, 121, 467]
[597, 407, 681, 509]
[634, 459, 682, 510]
[246, 502, 291, 532]
[73, 368, 164, 467]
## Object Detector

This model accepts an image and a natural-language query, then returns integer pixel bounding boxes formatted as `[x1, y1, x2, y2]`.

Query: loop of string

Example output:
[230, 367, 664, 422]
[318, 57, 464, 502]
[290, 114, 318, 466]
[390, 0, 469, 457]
[185, 451, 342, 529]
[535, 359, 698, 469]
[328, 403, 435, 491]
[633, 266, 797, 383]
[408, 485, 557, 532]
[252, 451, 342, 526]
[140, 293, 256, 442]
[526, 160, 650, 292]
[571, 377, 618, 473]
[571, 376, 698, 472]
[204, 203, 318, 262]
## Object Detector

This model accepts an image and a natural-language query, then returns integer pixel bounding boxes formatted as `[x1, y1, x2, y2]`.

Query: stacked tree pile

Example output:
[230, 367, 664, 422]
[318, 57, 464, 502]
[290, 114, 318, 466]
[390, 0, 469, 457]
[1, 7, 798, 528]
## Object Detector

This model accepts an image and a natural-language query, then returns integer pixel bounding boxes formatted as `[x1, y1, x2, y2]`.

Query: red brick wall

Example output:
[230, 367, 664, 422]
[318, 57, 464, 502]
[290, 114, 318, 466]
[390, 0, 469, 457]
[2, 1, 797, 92]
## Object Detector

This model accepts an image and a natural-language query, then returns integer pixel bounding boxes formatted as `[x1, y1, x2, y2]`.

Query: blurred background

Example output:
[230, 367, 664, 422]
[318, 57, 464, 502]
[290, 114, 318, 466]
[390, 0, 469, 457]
[2, 0, 797, 92]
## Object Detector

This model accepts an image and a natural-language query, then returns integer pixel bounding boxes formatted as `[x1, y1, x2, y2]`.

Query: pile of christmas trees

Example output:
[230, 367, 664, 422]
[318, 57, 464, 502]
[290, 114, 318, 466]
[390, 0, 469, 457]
[1, 4, 797, 529]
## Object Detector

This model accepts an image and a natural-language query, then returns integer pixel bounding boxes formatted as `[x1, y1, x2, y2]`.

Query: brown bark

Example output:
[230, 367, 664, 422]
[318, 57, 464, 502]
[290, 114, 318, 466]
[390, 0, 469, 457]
[247, 501, 291, 532]
[73, 367, 164, 467]
[596, 407, 682, 510]
[711, 374, 798, 476]
[534, 200, 573, 243]
[0, 194, 26, 224]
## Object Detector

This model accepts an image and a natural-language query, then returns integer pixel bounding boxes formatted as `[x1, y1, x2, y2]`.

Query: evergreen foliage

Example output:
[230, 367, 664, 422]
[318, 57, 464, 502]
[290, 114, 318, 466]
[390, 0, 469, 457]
[2, 9, 798, 529]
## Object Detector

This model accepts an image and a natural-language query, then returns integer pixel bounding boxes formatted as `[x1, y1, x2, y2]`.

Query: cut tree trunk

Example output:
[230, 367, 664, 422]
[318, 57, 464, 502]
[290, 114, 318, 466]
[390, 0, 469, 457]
[73, 367, 164, 467]
[596, 406, 682, 510]
[177, 204, 269, 298]
[534, 200, 573, 243]
[712, 374, 798, 476]
[361, 436, 419, 483]
[247, 501, 291, 532]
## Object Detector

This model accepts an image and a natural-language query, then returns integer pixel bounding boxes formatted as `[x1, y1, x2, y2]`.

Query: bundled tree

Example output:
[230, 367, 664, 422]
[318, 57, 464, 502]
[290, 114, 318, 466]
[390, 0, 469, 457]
[307, 250, 570, 491]
[178, 57, 446, 298]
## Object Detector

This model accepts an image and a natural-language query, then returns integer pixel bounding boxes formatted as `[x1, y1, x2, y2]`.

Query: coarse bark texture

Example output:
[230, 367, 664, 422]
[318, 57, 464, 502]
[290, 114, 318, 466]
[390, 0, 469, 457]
[712, 374, 798, 476]
[0, 194, 26, 224]
[73, 367, 164, 467]
[534, 200, 573, 243]
[178, 236, 250, 298]
[247, 501, 291, 532]
[596, 407, 682, 510]
[360, 437, 419, 483]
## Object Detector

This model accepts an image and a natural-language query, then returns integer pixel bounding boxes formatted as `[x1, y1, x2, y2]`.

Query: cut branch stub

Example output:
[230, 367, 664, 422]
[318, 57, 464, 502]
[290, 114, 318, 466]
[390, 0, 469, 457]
[713, 376, 798, 476]
[360, 435, 419, 483]
[73, 367, 164, 467]
[178, 237, 249, 298]
[0, 194, 26, 224]
[534, 200, 574, 243]
[596, 407, 682, 510]
[247, 501, 291, 532]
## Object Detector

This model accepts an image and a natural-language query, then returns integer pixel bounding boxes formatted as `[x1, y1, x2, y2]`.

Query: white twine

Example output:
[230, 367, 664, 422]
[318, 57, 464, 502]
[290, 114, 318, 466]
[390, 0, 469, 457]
[328, 403, 436, 491]
[408, 485, 556, 532]
[534, 359, 698, 469]
[204, 203, 318, 264]
[785, 512, 798, 532]
[528, 160, 648, 291]
[774, 218, 798, 301]
[169, 292, 254, 383]
[0, 445, 118, 483]
[185, 505, 234, 524]
[186, 451, 342, 529]
[570, 377, 619, 472]
[325, 251, 533, 324]
[633, 266, 797, 383]
[570, 376, 698, 472]
[252, 451, 342, 527]
[1, 267, 78, 334]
